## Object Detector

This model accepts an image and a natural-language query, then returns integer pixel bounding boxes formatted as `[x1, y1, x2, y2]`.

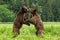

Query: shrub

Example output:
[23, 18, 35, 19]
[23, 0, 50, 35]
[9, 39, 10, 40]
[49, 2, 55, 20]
[0, 4, 15, 22]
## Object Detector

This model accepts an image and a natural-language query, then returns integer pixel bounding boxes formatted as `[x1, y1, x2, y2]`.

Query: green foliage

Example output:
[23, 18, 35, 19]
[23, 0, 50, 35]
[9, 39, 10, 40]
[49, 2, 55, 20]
[0, 22, 60, 40]
[8, 0, 60, 22]
[0, 0, 60, 22]
[0, 4, 15, 22]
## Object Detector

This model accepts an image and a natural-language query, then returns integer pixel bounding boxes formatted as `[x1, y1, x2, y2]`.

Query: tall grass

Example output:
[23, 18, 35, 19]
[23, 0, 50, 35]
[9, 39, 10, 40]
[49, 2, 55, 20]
[0, 22, 60, 40]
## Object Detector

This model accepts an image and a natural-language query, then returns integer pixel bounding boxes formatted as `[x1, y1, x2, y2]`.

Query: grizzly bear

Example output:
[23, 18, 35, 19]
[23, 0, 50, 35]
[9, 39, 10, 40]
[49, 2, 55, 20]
[13, 6, 30, 37]
[26, 8, 44, 35]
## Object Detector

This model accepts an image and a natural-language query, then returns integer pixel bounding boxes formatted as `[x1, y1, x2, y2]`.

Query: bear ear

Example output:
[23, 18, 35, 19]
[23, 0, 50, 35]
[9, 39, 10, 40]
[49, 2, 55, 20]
[21, 7, 24, 10]
[22, 6, 27, 9]
[34, 9, 36, 12]
[21, 7, 25, 12]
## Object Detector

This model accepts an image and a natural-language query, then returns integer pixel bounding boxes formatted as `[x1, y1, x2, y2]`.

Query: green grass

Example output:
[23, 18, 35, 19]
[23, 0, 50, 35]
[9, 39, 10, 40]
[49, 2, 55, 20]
[0, 22, 60, 40]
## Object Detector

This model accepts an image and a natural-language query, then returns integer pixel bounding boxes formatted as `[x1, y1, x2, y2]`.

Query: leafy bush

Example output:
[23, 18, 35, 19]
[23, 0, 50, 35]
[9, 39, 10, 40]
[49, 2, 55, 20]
[0, 4, 15, 22]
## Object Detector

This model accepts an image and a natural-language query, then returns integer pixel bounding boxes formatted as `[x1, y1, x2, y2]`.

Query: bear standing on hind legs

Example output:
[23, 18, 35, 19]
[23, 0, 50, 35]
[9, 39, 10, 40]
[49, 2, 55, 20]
[13, 6, 30, 38]
[26, 8, 44, 35]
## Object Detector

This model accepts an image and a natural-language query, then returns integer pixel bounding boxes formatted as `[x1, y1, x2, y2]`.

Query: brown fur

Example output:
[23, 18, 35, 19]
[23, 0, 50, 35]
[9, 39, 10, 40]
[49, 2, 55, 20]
[26, 8, 44, 35]
[13, 6, 30, 37]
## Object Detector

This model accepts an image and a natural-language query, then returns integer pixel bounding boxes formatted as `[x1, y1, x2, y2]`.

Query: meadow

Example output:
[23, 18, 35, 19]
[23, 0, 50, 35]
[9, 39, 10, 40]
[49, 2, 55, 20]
[0, 22, 60, 40]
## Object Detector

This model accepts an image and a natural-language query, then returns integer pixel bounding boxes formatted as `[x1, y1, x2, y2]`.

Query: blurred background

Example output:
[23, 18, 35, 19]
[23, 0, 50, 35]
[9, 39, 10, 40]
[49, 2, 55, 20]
[0, 0, 60, 22]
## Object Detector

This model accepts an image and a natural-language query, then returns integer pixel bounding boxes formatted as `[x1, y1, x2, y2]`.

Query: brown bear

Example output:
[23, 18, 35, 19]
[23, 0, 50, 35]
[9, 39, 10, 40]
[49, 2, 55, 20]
[13, 6, 30, 38]
[26, 8, 44, 35]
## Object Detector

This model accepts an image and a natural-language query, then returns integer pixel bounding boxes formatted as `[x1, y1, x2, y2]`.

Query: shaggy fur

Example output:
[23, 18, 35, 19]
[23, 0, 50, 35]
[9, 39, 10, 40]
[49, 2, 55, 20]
[13, 6, 30, 37]
[26, 8, 44, 35]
